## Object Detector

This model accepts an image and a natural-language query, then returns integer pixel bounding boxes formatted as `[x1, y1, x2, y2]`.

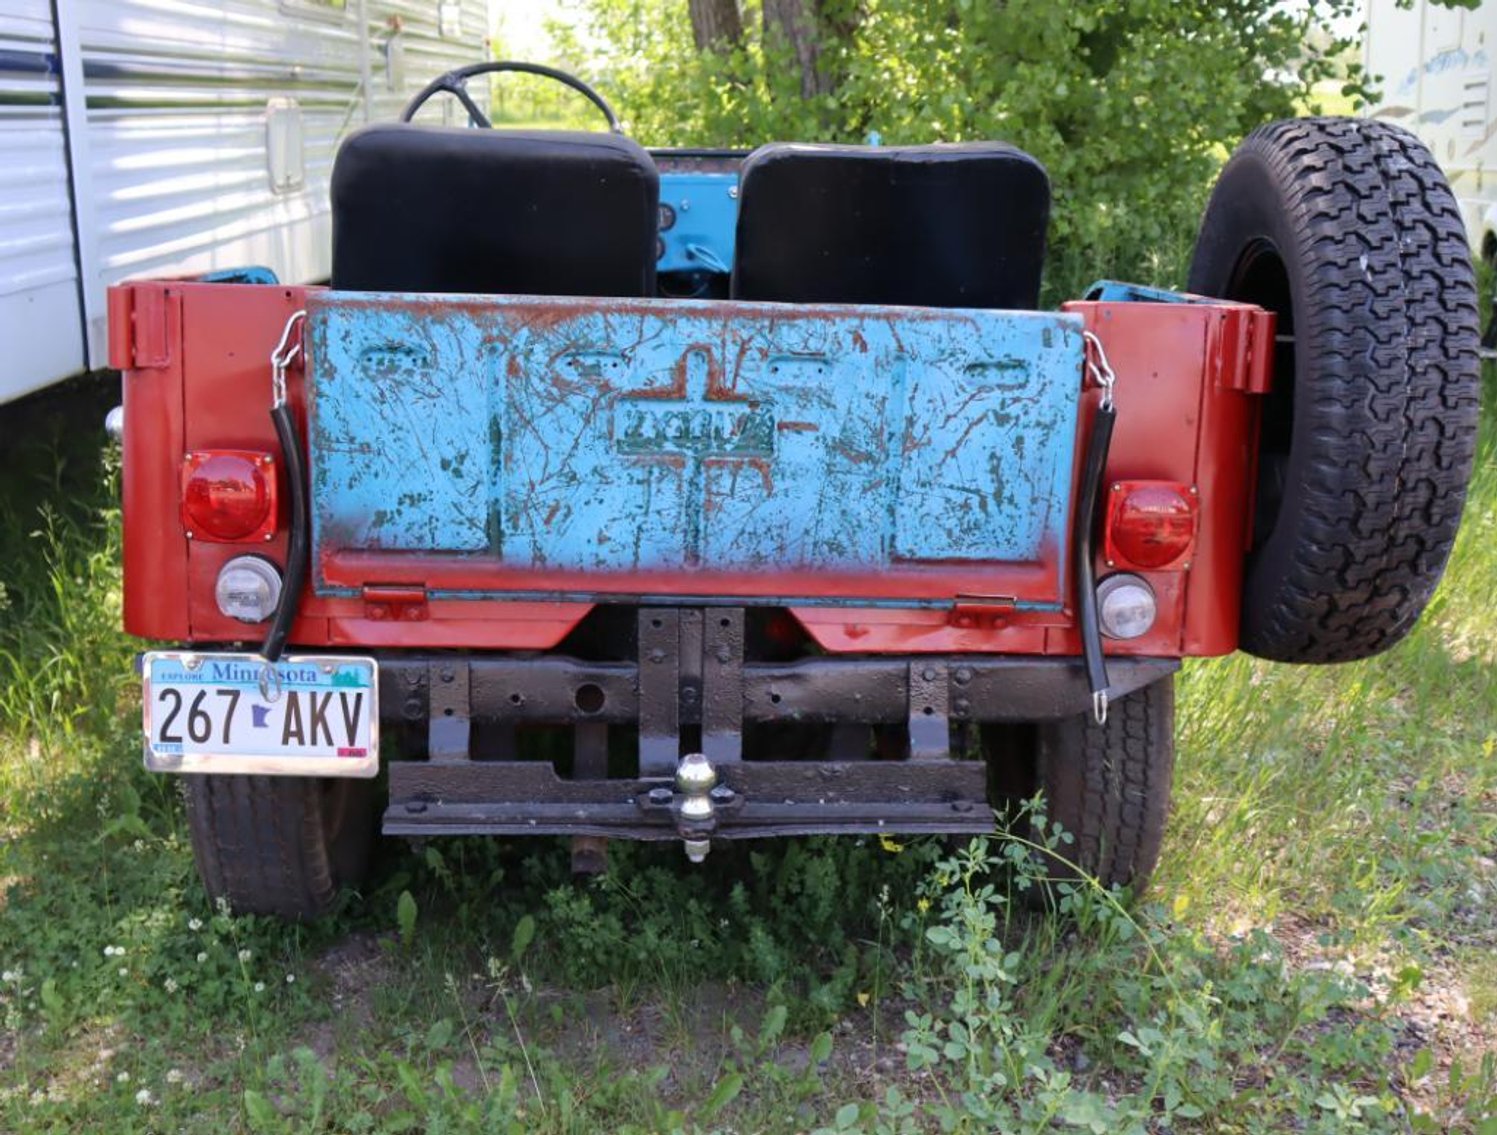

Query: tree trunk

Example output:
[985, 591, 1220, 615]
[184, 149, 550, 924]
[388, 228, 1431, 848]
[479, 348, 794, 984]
[689, 0, 744, 52]
[763, 0, 844, 100]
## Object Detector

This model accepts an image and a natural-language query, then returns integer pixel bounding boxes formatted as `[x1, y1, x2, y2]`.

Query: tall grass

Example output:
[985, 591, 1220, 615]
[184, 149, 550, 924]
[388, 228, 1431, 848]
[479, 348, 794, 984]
[1167, 364, 1497, 939]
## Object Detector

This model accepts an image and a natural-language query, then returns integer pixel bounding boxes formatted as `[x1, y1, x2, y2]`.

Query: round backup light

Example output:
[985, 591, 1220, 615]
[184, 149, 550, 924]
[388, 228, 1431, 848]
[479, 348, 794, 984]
[215, 556, 283, 624]
[1096, 574, 1157, 640]
[1108, 483, 1196, 569]
[183, 452, 271, 540]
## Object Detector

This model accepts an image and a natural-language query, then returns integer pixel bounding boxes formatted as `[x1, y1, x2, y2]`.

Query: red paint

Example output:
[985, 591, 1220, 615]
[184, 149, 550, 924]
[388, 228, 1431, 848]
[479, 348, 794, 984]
[1062, 300, 1272, 657]
[317, 550, 1062, 607]
[116, 282, 1271, 657]
[119, 283, 189, 639]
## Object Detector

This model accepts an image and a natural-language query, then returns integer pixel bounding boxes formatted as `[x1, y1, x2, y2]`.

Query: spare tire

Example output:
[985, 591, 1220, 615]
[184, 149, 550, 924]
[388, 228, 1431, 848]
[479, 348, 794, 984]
[1188, 117, 1480, 663]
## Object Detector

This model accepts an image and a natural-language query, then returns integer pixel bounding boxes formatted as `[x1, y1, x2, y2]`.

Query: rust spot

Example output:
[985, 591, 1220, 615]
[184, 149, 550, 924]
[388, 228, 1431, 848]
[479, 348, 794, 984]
[851, 329, 868, 352]
[544, 502, 562, 528]
[828, 440, 874, 465]
[745, 456, 774, 495]
[776, 420, 819, 433]
[672, 342, 710, 398]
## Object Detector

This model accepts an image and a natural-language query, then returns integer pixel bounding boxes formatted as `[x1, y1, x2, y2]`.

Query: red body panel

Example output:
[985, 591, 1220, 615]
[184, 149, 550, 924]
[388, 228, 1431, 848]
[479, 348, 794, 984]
[115, 282, 1272, 657]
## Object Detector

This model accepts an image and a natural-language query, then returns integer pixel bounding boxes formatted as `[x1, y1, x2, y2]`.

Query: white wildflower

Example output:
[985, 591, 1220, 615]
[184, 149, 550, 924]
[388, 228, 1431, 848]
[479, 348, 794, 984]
[237, 949, 252, 963]
[165, 1069, 184, 1086]
[117, 967, 128, 978]
[134, 1088, 153, 1105]
[187, 918, 202, 932]
[2, 971, 15, 983]
[196, 952, 207, 964]
[285, 974, 294, 984]
[253, 982, 265, 993]
[163, 978, 178, 994]
[115, 1071, 129, 1084]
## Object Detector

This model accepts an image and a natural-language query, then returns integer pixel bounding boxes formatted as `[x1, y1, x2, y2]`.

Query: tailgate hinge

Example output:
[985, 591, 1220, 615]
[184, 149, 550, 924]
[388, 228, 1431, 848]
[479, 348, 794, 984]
[949, 594, 1017, 629]
[1212, 307, 1275, 395]
[106, 283, 172, 371]
[362, 584, 428, 622]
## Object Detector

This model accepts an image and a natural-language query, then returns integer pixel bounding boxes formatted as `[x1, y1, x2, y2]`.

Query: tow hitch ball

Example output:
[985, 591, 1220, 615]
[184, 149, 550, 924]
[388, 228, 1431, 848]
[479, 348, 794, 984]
[634, 753, 733, 863]
[675, 752, 720, 863]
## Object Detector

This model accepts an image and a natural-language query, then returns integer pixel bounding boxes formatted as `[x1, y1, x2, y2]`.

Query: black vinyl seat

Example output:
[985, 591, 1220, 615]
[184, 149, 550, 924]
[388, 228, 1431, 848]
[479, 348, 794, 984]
[731, 142, 1050, 309]
[331, 125, 659, 297]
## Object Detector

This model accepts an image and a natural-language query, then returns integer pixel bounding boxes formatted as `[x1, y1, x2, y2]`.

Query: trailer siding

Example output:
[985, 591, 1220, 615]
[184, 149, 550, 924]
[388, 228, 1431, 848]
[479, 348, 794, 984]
[0, 4, 86, 397]
[1365, 0, 1497, 256]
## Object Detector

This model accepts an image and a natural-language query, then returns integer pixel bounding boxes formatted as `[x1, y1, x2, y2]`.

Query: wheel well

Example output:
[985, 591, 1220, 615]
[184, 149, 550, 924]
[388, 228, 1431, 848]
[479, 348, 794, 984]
[1224, 239, 1295, 547]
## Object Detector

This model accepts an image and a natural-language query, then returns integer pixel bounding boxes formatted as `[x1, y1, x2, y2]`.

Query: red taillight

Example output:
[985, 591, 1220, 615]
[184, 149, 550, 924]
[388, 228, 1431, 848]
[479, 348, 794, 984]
[181, 451, 276, 542]
[1104, 481, 1197, 571]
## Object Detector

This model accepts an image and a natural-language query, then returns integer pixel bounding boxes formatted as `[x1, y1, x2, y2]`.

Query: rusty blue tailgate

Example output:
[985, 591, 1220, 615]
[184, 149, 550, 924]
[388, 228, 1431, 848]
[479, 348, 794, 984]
[305, 293, 1084, 610]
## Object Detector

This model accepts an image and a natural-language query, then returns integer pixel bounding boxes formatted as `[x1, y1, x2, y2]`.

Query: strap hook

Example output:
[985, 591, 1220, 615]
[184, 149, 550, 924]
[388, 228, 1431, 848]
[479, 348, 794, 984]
[1082, 330, 1116, 412]
[270, 310, 307, 409]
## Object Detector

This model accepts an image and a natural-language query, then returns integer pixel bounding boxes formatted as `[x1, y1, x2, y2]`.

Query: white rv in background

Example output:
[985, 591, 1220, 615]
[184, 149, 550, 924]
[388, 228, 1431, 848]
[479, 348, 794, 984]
[0, 0, 488, 405]
[1365, 0, 1497, 262]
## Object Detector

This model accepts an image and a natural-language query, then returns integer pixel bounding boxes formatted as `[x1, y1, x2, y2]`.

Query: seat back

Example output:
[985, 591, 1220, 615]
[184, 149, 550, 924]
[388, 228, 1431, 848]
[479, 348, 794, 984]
[331, 125, 659, 296]
[731, 142, 1049, 309]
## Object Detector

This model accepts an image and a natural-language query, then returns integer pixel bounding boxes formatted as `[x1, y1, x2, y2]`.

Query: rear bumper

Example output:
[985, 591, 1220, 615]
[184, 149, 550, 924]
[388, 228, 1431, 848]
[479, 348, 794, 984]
[376, 648, 1178, 843]
[375, 652, 1178, 731]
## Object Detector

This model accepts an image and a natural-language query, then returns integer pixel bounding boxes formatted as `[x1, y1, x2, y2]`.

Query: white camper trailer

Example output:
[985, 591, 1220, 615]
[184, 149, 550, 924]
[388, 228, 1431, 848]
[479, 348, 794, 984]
[0, 0, 487, 405]
[1365, 0, 1496, 261]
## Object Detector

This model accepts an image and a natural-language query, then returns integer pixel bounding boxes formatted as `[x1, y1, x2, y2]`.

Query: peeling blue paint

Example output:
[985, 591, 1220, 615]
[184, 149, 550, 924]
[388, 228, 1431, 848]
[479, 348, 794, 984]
[306, 294, 1083, 604]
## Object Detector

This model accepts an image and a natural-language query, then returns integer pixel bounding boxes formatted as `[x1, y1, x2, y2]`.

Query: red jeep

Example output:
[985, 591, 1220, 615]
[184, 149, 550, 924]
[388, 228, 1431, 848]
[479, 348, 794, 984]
[110, 64, 1481, 917]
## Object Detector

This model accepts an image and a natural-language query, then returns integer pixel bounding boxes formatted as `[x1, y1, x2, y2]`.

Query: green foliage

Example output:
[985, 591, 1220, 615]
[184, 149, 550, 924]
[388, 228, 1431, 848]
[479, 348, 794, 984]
[551, 0, 1370, 298]
[397, 890, 419, 950]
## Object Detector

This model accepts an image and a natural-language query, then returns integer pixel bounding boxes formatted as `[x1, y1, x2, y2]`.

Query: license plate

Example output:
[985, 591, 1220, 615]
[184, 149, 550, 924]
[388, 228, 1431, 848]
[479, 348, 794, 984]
[142, 652, 379, 778]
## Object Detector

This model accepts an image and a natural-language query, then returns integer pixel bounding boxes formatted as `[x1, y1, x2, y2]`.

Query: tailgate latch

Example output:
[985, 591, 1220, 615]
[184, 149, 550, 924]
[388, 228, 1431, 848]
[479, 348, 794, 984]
[949, 594, 1017, 628]
[363, 585, 428, 622]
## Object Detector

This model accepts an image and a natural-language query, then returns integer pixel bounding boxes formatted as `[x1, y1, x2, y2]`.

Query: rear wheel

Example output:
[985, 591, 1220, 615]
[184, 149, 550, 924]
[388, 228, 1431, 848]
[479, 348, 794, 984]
[185, 775, 376, 920]
[1188, 117, 1480, 662]
[984, 675, 1174, 893]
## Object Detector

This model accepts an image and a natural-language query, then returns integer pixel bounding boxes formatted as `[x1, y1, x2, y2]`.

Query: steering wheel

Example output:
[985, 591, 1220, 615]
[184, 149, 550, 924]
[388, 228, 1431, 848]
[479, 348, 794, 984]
[400, 60, 622, 133]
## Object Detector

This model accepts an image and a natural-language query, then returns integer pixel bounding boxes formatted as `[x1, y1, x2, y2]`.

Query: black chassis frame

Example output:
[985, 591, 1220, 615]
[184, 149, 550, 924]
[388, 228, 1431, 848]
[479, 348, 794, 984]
[375, 608, 1178, 843]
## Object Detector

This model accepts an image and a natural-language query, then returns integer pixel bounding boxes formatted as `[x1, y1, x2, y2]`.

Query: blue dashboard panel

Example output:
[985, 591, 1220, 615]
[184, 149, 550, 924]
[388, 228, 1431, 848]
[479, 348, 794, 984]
[305, 293, 1084, 608]
[657, 172, 738, 275]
